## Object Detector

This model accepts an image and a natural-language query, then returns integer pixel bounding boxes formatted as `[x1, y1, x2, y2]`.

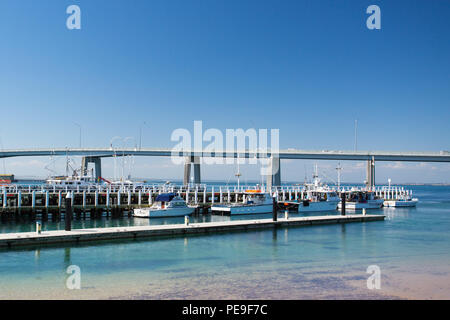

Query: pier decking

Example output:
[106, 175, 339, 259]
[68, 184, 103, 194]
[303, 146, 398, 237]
[0, 214, 384, 248]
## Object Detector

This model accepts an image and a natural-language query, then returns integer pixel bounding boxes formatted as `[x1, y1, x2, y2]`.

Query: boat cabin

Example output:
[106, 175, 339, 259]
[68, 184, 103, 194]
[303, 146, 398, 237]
[343, 191, 379, 202]
[154, 193, 187, 209]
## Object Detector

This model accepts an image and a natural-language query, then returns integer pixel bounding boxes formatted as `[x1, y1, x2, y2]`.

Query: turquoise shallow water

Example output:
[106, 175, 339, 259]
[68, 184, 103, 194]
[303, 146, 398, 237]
[0, 185, 449, 299]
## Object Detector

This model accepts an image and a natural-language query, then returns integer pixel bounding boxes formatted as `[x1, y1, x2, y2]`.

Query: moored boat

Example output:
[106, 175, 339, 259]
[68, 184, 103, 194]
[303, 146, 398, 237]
[380, 181, 419, 207]
[211, 190, 273, 215]
[282, 166, 340, 212]
[45, 174, 98, 187]
[338, 190, 384, 210]
[383, 198, 419, 207]
[133, 193, 195, 218]
[297, 189, 341, 212]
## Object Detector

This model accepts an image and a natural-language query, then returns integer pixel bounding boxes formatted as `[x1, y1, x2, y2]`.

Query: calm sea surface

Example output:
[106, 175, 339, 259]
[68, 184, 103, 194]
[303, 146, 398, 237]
[0, 185, 449, 299]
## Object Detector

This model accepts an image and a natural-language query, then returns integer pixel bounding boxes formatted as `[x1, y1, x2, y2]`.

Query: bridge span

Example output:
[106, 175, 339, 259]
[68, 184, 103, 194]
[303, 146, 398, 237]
[1, 148, 449, 188]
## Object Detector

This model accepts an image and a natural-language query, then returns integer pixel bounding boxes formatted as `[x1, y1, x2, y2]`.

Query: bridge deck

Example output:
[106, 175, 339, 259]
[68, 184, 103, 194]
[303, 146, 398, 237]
[1, 148, 449, 161]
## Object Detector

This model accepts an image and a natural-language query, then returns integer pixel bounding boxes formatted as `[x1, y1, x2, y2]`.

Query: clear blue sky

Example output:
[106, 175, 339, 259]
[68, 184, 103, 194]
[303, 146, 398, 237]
[0, 0, 449, 183]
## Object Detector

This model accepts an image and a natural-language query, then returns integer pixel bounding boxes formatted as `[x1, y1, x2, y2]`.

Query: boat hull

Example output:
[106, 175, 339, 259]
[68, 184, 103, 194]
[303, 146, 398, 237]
[297, 200, 339, 213]
[211, 204, 273, 215]
[133, 207, 195, 218]
[383, 199, 418, 207]
[338, 199, 384, 210]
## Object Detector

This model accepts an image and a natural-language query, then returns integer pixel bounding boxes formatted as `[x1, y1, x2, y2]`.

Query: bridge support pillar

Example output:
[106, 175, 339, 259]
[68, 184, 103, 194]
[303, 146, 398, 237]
[184, 156, 201, 185]
[81, 156, 102, 181]
[366, 156, 375, 190]
[265, 156, 281, 191]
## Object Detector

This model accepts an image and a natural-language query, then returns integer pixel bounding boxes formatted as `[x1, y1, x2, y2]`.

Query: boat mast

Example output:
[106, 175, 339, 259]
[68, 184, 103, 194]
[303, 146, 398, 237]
[336, 162, 342, 191]
[65, 152, 69, 177]
[235, 155, 242, 190]
[313, 163, 319, 187]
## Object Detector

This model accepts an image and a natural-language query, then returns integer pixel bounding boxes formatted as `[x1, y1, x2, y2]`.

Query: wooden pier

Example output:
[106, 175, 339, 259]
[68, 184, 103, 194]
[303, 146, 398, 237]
[0, 183, 414, 221]
[0, 184, 309, 220]
[0, 214, 384, 248]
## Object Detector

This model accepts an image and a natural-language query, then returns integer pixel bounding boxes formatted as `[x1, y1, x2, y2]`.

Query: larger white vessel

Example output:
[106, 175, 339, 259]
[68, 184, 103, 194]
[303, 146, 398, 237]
[45, 174, 98, 187]
[384, 198, 418, 207]
[133, 193, 195, 218]
[296, 189, 341, 212]
[211, 191, 273, 215]
[381, 180, 419, 207]
[338, 189, 384, 210]
[283, 166, 340, 212]
[45, 158, 101, 187]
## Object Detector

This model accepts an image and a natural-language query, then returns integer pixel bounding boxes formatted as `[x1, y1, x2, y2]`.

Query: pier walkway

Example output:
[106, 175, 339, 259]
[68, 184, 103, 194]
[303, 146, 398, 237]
[0, 214, 384, 248]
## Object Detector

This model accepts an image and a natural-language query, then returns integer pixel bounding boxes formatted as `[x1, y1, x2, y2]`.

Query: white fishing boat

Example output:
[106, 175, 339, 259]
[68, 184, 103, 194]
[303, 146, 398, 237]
[211, 190, 273, 215]
[282, 165, 340, 212]
[109, 178, 145, 189]
[45, 158, 101, 187]
[133, 193, 195, 218]
[381, 179, 419, 207]
[45, 174, 98, 187]
[384, 198, 418, 207]
[296, 189, 341, 212]
[338, 189, 384, 210]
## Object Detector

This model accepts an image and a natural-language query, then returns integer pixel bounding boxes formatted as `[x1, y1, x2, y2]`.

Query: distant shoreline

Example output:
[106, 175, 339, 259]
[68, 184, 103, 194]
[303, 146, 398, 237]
[11, 178, 450, 186]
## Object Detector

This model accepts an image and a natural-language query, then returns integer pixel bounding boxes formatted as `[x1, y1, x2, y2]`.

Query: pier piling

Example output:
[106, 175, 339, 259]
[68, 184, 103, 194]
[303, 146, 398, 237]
[272, 197, 277, 222]
[65, 193, 72, 231]
[340, 193, 346, 216]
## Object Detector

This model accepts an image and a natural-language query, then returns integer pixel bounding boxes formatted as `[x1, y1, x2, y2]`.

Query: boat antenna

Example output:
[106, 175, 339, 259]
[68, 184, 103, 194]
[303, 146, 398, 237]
[235, 154, 242, 189]
[304, 164, 308, 184]
[65, 150, 69, 177]
[313, 163, 319, 179]
[44, 155, 57, 177]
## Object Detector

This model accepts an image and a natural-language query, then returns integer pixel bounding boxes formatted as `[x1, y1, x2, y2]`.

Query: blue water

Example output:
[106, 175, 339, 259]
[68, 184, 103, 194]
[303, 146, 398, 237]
[0, 185, 449, 299]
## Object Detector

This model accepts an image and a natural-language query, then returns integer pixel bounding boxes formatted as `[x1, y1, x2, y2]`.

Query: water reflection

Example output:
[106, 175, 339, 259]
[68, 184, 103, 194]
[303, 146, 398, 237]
[383, 207, 412, 220]
[34, 248, 41, 263]
[64, 247, 71, 269]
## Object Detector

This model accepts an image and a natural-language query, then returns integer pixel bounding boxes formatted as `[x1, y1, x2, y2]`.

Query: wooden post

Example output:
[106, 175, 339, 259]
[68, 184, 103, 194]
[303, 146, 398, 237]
[272, 197, 277, 222]
[341, 193, 346, 216]
[65, 192, 73, 231]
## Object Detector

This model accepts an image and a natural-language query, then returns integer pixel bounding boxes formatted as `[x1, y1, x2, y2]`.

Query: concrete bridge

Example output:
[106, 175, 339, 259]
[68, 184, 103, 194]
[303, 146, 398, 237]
[1, 148, 449, 188]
